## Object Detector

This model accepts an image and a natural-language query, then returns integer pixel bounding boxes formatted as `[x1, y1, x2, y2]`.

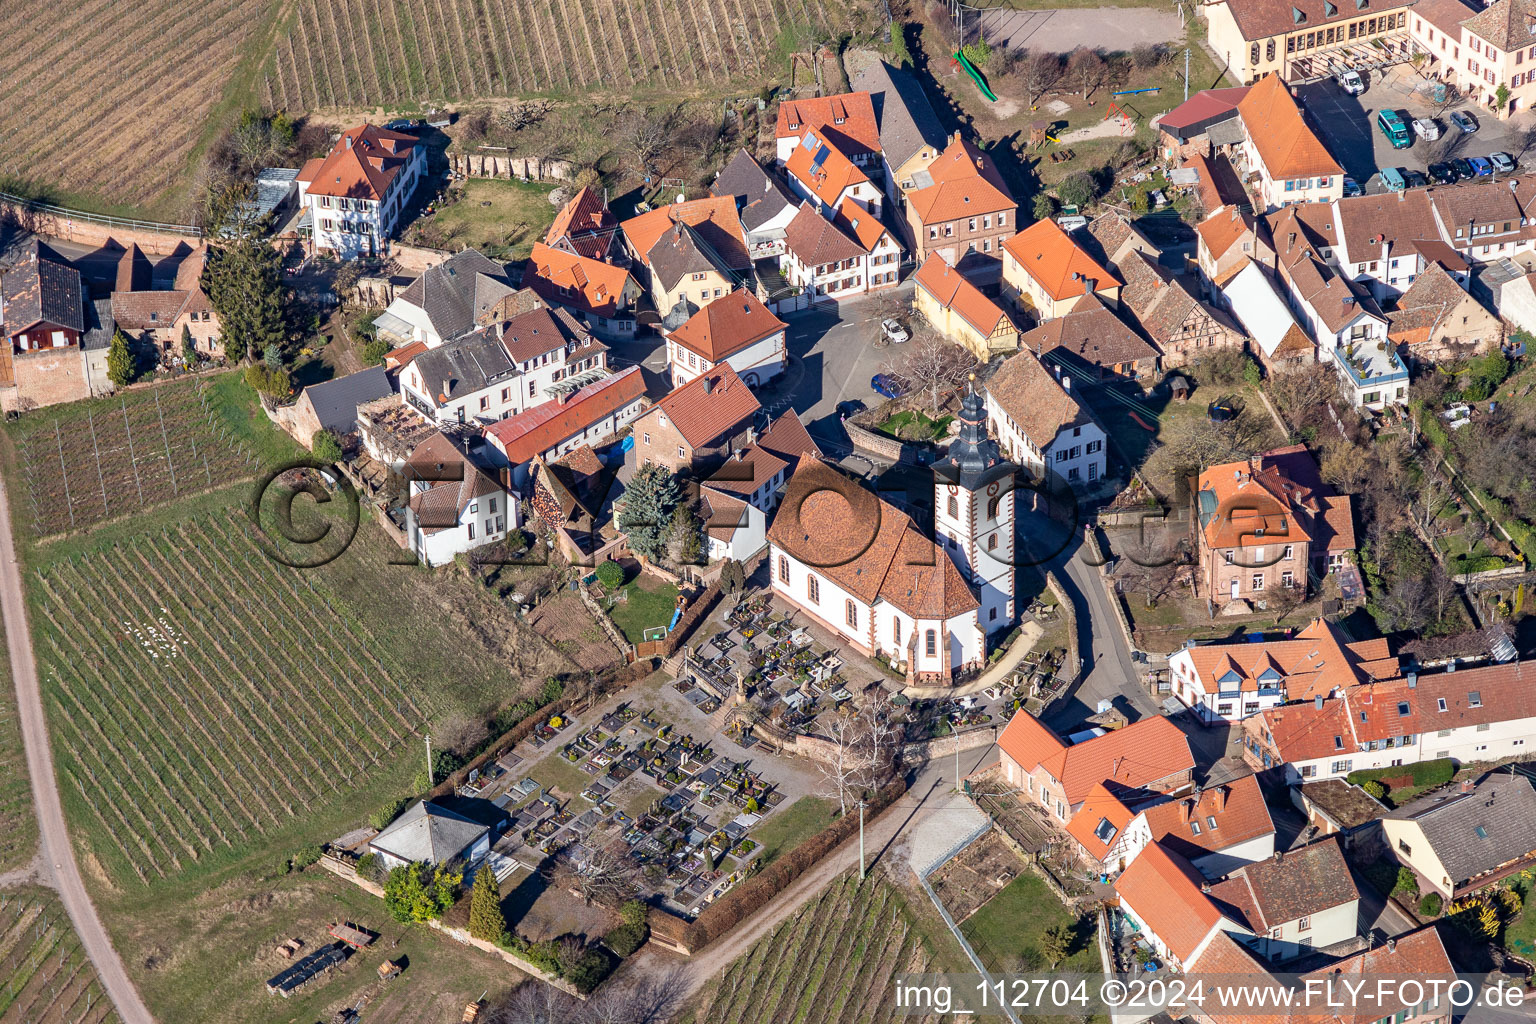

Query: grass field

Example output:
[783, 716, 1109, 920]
[607, 573, 681, 644]
[405, 178, 560, 259]
[0, 618, 33, 876]
[960, 871, 1100, 974]
[751, 796, 837, 865]
[0, 887, 121, 1024]
[10, 374, 277, 539]
[696, 872, 968, 1024]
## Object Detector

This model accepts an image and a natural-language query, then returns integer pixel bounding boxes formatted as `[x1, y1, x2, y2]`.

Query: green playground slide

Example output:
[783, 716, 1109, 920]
[953, 51, 998, 102]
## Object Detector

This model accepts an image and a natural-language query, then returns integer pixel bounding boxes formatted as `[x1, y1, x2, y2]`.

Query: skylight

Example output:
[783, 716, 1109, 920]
[1437, 698, 1448, 712]
[1469, 691, 1483, 708]
[1094, 818, 1118, 843]
[1397, 702, 1410, 716]
[1475, 826, 1489, 839]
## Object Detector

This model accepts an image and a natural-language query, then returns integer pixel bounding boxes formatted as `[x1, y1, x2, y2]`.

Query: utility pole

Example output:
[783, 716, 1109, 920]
[1185, 47, 1191, 102]
[954, 732, 962, 790]
[858, 799, 867, 880]
[425, 732, 433, 786]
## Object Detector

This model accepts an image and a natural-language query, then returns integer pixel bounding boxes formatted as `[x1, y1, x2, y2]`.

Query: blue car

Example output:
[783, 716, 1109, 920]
[1468, 156, 1494, 176]
[870, 374, 906, 400]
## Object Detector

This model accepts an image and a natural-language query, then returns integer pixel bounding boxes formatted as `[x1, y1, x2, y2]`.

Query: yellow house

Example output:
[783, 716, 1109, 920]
[1205, 0, 1415, 84]
[619, 197, 752, 317]
[1001, 218, 1122, 323]
[1411, 0, 1536, 117]
[912, 254, 1019, 359]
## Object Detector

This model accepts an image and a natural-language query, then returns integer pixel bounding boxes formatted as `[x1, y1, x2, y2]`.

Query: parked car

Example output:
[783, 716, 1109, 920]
[1337, 69, 1365, 95]
[1403, 168, 1429, 189]
[1468, 155, 1494, 176]
[1342, 176, 1363, 197]
[1412, 118, 1442, 141]
[837, 399, 867, 419]
[1379, 167, 1407, 193]
[1377, 109, 1413, 149]
[1451, 157, 1476, 180]
[1451, 110, 1479, 133]
[1428, 162, 1457, 184]
[870, 374, 906, 400]
[1491, 151, 1517, 173]
[880, 318, 910, 344]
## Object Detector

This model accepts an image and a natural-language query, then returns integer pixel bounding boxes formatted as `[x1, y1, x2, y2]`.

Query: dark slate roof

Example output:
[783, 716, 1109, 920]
[850, 58, 947, 173]
[396, 249, 515, 342]
[301, 365, 394, 433]
[1385, 773, 1536, 886]
[1, 243, 83, 333]
[646, 221, 740, 291]
[411, 330, 517, 406]
[81, 298, 115, 352]
[711, 149, 796, 233]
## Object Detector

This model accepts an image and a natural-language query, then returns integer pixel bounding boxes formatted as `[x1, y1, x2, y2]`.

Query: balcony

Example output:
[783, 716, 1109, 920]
[1331, 337, 1408, 390]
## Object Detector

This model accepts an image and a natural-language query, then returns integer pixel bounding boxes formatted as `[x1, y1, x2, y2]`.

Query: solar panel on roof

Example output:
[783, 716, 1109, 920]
[810, 147, 830, 173]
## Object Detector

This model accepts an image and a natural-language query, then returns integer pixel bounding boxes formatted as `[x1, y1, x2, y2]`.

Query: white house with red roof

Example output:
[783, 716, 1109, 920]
[779, 199, 902, 307]
[700, 409, 823, 513]
[1113, 841, 1251, 970]
[663, 289, 787, 388]
[403, 432, 514, 566]
[783, 129, 884, 222]
[298, 124, 425, 259]
[700, 485, 767, 564]
[482, 365, 647, 487]
[522, 243, 642, 341]
[774, 92, 881, 167]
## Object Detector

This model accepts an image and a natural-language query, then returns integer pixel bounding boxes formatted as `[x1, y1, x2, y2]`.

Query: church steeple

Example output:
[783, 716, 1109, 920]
[937, 376, 1005, 490]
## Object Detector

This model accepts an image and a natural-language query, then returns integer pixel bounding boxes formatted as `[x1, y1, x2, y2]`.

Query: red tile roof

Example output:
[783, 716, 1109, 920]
[1237, 75, 1343, 181]
[299, 124, 419, 200]
[785, 129, 871, 208]
[906, 134, 1015, 224]
[834, 196, 892, 251]
[1065, 783, 1136, 861]
[620, 197, 750, 270]
[648, 363, 761, 449]
[524, 243, 636, 320]
[783, 202, 867, 266]
[1208, 836, 1358, 932]
[1197, 445, 1354, 553]
[1180, 617, 1380, 704]
[484, 366, 646, 465]
[1114, 842, 1226, 963]
[1003, 218, 1122, 303]
[1140, 774, 1274, 860]
[911, 253, 1012, 338]
[544, 186, 618, 260]
[776, 92, 881, 158]
[1000, 710, 1195, 806]
[666, 289, 785, 363]
[1157, 87, 1253, 134]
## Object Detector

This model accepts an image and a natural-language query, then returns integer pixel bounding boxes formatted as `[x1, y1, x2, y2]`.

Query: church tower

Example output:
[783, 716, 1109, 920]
[933, 379, 1017, 639]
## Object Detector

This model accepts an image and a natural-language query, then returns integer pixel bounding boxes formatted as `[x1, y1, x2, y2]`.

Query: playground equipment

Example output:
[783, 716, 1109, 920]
[952, 51, 998, 102]
[1103, 100, 1137, 136]
[1111, 87, 1162, 96]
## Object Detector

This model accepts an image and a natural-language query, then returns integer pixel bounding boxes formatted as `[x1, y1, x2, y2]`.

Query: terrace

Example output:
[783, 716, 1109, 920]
[1329, 338, 1409, 412]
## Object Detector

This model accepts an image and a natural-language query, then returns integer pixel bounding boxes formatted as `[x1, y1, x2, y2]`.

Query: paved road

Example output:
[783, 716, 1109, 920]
[0, 474, 154, 1024]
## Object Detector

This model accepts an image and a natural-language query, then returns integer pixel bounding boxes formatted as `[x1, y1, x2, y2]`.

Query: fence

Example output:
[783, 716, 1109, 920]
[0, 190, 202, 237]
[914, 819, 1025, 1024]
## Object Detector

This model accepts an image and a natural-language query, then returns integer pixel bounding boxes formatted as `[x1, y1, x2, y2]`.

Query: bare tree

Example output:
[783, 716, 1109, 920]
[1067, 47, 1108, 102]
[1155, 414, 1258, 475]
[1018, 51, 1063, 104]
[883, 329, 977, 412]
[1115, 531, 1185, 609]
[584, 967, 688, 1024]
[487, 982, 582, 1024]
[495, 99, 554, 134]
[553, 843, 640, 907]
[1267, 363, 1340, 424]
[1407, 471, 1455, 536]
[618, 105, 679, 176]
[814, 696, 901, 815]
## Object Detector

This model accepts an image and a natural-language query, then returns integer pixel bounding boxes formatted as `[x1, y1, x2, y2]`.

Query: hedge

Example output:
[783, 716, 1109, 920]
[1347, 758, 1455, 790]
[678, 777, 909, 951]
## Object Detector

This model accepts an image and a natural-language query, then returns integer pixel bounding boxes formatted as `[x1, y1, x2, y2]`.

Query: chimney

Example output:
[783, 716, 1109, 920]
[747, 425, 758, 446]
[1315, 694, 1324, 710]
[1386, 937, 1396, 953]
[952, 130, 962, 145]
[1288, 232, 1297, 249]
[976, 156, 984, 170]
[558, 388, 571, 405]
[1201, 880, 1212, 893]
[735, 447, 745, 461]
[1084, 277, 1097, 294]
[1180, 798, 1195, 823]
[441, 379, 450, 398]
[1461, 778, 1474, 794]
[345, 134, 353, 149]
[1062, 376, 1071, 392]
[703, 376, 715, 394]
[1407, 671, 1417, 689]
[1215, 785, 1229, 813]
[1273, 849, 1283, 864]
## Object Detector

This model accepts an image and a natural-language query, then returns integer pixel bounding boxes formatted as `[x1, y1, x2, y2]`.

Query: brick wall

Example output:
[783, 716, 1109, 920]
[4, 348, 91, 411]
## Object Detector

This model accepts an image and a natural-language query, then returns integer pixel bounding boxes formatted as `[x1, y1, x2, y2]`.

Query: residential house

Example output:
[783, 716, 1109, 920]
[1428, 174, 1530, 262]
[997, 710, 1196, 822]
[368, 799, 490, 871]
[402, 432, 513, 566]
[774, 91, 881, 167]
[783, 128, 885, 221]
[543, 185, 619, 261]
[911, 254, 1019, 360]
[1001, 217, 1123, 323]
[619, 198, 752, 318]
[400, 306, 606, 424]
[287, 365, 394, 441]
[664, 288, 787, 388]
[1172, 617, 1393, 725]
[1021, 294, 1160, 382]
[522, 243, 642, 341]
[767, 455, 984, 682]
[1068, 773, 1276, 878]
[1388, 261, 1503, 364]
[711, 148, 800, 260]
[630, 364, 761, 475]
[1243, 659, 1536, 782]
[527, 445, 622, 562]
[1332, 190, 1468, 302]
[904, 133, 1016, 267]
[1114, 249, 1244, 366]
[373, 249, 520, 349]
[698, 409, 823, 513]
[1207, 838, 1361, 962]
[1113, 841, 1249, 970]
[1234, 75, 1344, 211]
[1193, 446, 1356, 614]
[1083, 210, 1160, 271]
[1197, 207, 1271, 294]
[846, 58, 948, 229]
[983, 349, 1106, 487]
[1154, 86, 1252, 163]
[483, 365, 647, 487]
[297, 124, 425, 258]
[109, 244, 221, 357]
[1492, 268, 1536, 339]
[1204, 0, 1414, 85]
[1410, 0, 1536, 116]
[1382, 773, 1536, 900]
[1222, 259, 1314, 370]
[779, 199, 902, 307]
[0, 241, 85, 388]
[700, 485, 767, 563]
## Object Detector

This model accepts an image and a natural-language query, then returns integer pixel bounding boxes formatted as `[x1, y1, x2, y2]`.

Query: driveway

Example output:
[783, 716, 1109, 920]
[977, 8, 1185, 54]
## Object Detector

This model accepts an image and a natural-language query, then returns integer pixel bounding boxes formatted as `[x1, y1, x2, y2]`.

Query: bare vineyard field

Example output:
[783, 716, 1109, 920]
[14, 379, 261, 539]
[0, 887, 121, 1024]
[266, 0, 834, 108]
[701, 873, 956, 1024]
[0, 0, 274, 216]
[33, 509, 432, 888]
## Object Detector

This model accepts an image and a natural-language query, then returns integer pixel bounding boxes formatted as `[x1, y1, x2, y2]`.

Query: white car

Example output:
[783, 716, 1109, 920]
[881, 318, 910, 344]
[1337, 69, 1365, 95]
[1412, 118, 1442, 141]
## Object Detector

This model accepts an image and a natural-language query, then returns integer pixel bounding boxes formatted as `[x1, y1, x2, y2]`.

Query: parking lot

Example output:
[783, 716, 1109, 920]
[1297, 64, 1536, 192]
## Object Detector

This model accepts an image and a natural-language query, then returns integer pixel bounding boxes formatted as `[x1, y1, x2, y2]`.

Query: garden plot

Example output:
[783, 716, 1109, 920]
[929, 831, 1028, 924]
[33, 510, 428, 886]
[0, 887, 121, 1024]
[15, 379, 259, 537]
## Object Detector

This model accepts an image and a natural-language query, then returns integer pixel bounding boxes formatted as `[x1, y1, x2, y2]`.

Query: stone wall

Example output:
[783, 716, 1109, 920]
[3, 205, 200, 255]
[451, 152, 576, 182]
[3, 347, 93, 412]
